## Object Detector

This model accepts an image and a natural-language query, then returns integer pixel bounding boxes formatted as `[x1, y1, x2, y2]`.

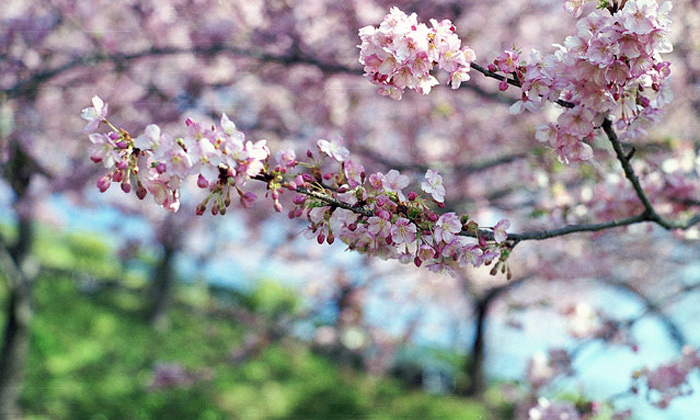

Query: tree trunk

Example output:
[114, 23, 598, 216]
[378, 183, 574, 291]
[0, 218, 34, 420]
[465, 297, 489, 397]
[146, 245, 176, 327]
[462, 276, 529, 398]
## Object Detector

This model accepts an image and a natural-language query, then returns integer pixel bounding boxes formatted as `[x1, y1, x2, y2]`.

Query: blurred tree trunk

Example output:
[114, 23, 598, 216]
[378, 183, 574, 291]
[465, 295, 489, 397]
[0, 144, 39, 420]
[0, 219, 34, 420]
[461, 276, 529, 398]
[147, 244, 176, 327]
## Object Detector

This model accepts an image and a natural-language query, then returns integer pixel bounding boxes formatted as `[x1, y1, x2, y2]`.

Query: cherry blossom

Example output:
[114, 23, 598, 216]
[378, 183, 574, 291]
[421, 169, 446, 203]
[80, 95, 108, 133]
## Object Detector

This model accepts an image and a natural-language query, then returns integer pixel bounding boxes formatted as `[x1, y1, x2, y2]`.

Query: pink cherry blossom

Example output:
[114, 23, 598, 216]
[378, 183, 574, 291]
[390, 217, 417, 244]
[421, 169, 446, 203]
[317, 139, 350, 162]
[80, 95, 108, 133]
[493, 219, 510, 244]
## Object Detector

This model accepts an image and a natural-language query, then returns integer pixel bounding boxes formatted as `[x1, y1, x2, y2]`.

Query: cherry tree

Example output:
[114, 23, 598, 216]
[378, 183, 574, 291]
[4, 0, 700, 418]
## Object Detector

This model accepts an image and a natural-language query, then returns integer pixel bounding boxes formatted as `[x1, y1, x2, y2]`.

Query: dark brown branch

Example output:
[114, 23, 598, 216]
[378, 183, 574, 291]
[468, 62, 575, 109]
[603, 118, 700, 231]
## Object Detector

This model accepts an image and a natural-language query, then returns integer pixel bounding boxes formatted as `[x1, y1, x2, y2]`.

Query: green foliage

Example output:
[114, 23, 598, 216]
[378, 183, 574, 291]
[0, 229, 495, 419]
[248, 279, 302, 318]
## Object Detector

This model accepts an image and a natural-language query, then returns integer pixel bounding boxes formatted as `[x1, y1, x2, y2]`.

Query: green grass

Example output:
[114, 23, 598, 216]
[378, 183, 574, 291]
[1, 273, 492, 420]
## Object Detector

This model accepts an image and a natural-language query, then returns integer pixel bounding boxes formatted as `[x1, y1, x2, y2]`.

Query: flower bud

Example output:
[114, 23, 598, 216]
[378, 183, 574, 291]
[413, 256, 422, 267]
[407, 191, 417, 201]
[155, 162, 167, 174]
[121, 181, 131, 193]
[293, 195, 307, 205]
[197, 174, 209, 189]
[117, 159, 129, 170]
[327, 233, 335, 245]
[317, 232, 325, 244]
[196, 203, 206, 216]
[97, 176, 111, 193]
[112, 170, 124, 183]
[136, 183, 147, 200]
[498, 80, 508, 91]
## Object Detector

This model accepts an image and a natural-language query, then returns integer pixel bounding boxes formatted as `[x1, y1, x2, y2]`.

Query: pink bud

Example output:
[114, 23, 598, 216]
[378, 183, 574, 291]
[317, 233, 325, 244]
[478, 235, 487, 248]
[197, 174, 209, 189]
[323, 173, 332, 180]
[414, 256, 422, 267]
[211, 205, 218, 216]
[288, 209, 296, 219]
[108, 132, 121, 140]
[121, 181, 131, 193]
[307, 149, 314, 158]
[112, 170, 124, 183]
[498, 80, 508, 91]
[274, 201, 283, 213]
[327, 233, 335, 245]
[136, 184, 147, 200]
[117, 159, 129, 170]
[185, 117, 195, 127]
[427, 212, 438, 222]
[196, 203, 206, 216]
[97, 176, 111, 193]
[407, 191, 417, 201]
[90, 155, 102, 164]
[115, 140, 128, 149]
[488, 63, 498, 72]
[348, 222, 358, 232]
[293, 195, 307, 205]
[295, 208, 304, 218]
[155, 162, 167, 174]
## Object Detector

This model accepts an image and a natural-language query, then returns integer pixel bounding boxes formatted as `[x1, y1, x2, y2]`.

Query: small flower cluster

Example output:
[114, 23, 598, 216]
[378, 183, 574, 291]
[82, 96, 270, 213]
[290, 142, 511, 277]
[634, 346, 700, 408]
[358, 7, 475, 100]
[82, 97, 511, 276]
[495, 0, 673, 163]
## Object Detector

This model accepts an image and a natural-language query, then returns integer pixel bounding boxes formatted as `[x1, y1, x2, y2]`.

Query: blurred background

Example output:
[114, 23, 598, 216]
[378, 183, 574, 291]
[2, 0, 700, 419]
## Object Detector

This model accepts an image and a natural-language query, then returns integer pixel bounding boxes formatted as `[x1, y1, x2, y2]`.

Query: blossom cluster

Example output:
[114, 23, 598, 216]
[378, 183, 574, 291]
[83, 96, 270, 213]
[82, 97, 511, 277]
[291, 143, 512, 276]
[501, 0, 673, 163]
[634, 346, 700, 408]
[357, 7, 475, 100]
